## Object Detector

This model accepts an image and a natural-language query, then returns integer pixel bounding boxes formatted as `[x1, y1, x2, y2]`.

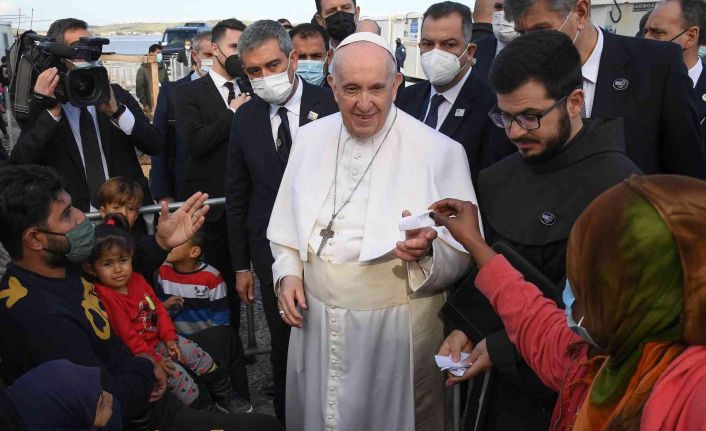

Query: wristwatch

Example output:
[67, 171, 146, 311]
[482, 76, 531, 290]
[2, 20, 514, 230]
[110, 102, 127, 120]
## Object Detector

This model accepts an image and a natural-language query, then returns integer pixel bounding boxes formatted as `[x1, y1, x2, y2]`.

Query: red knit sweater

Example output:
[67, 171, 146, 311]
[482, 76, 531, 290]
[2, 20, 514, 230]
[95, 273, 177, 363]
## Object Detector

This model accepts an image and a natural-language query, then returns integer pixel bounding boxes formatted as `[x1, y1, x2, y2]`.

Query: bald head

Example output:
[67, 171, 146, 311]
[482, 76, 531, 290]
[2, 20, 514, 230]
[356, 19, 382, 35]
[328, 41, 402, 139]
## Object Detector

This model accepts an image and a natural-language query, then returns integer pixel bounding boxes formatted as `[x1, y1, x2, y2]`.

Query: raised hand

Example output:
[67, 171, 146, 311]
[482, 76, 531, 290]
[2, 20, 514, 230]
[155, 192, 210, 250]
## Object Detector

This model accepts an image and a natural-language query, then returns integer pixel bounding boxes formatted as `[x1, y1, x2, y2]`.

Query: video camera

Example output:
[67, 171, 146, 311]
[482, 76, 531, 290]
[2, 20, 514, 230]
[8, 31, 111, 121]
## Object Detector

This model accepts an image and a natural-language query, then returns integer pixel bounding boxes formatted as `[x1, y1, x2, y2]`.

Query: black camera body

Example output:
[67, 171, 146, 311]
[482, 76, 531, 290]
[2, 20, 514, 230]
[9, 31, 112, 121]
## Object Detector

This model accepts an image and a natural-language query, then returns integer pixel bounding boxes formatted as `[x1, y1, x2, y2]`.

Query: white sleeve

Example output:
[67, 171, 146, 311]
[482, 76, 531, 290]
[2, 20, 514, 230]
[407, 232, 472, 293]
[113, 108, 135, 135]
[271, 241, 304, 297]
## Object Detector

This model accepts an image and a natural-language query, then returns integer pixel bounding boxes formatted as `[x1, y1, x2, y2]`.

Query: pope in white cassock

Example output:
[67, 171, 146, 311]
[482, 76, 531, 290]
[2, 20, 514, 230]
[267, 32, 479, 431]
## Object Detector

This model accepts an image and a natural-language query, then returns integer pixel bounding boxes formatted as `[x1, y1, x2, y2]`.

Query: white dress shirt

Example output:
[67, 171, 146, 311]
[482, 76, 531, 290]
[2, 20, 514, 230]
[423, 65, 473, 131]
[689, 60, 703, 88]
[581, 25, 604, 117]
[269, 76, 303, 148]
[50, 103, 136, 211]
[208, 69, 241, 110]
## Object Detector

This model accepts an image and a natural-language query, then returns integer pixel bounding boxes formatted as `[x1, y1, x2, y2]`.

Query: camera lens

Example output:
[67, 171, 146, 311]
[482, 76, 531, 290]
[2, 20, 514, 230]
[65, 66, 111, 107]
[70, 72, 97, 99]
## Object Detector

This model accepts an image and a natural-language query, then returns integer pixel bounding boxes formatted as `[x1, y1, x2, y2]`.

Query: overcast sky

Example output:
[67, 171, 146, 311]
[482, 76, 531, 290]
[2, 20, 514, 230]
[3, 0, 476, 31]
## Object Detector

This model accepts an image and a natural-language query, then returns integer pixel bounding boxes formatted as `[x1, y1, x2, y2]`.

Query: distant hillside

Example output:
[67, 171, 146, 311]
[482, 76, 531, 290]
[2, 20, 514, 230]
[89, 20, 254, 36]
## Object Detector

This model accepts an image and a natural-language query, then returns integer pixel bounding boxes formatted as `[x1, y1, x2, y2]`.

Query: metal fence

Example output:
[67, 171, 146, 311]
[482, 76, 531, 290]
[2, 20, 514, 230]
[87, 196, 269, 358]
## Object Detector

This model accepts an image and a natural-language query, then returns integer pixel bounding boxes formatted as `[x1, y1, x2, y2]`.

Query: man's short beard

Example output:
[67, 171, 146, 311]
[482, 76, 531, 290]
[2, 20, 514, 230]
[524, 107, 573, 164]
[43, 235, 72, 268]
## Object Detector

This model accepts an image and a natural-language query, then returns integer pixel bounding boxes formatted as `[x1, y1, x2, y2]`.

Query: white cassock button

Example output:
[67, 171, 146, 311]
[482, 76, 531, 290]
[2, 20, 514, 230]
[331, 331, 337, 337]
[329, 240, 335, 246]
[328, 415, 333, 420]
[332, 318, 337, 323]
[354, 153, 361, 159]
[330, 386, 336, 392]
[352, 168, 359, 176]
[332, 346, 337, 351]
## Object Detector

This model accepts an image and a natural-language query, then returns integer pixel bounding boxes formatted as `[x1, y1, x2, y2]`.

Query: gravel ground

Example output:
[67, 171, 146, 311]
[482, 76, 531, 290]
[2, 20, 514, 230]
[238, 277, 276, 416]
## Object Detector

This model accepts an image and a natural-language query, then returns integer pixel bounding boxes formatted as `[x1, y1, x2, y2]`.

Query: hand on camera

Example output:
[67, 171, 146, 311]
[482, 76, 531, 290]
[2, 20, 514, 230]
[97, 85, 119, 116]
[35, 68, 62, 116]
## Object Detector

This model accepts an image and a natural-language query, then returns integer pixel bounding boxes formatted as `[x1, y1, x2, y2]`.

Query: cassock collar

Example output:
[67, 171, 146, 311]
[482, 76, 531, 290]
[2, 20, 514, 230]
[526, 118, 627, 175]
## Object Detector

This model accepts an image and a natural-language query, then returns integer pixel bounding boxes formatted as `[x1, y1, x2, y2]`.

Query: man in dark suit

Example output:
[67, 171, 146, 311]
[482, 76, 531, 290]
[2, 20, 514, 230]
[10, 18, 162, 213]
[150, 30, 214, 204]
[396, 2, 514, 186]
[643, 0, 706, 143]
[505, 0, 706, 177]
[174, 18, 251, 330]
[225, 20, 339, 424]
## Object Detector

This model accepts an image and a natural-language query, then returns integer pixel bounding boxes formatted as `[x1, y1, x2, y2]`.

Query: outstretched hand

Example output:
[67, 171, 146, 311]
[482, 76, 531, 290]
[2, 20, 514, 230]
[430, 199, 496, 268]
[155, 192, 210, 251]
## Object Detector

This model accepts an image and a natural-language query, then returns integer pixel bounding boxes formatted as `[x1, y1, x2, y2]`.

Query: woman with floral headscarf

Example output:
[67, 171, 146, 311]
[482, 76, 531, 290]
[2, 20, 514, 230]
[431, 175, 706, 430]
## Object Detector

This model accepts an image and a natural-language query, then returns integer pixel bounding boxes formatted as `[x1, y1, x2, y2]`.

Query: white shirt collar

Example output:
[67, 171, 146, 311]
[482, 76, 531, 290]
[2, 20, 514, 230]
[430, 65, 473, 105]
[689, 60, 703, 88]
[208, 68, 236, 88]
[582, 25, 604, 84]
[270, 76, 303, 119]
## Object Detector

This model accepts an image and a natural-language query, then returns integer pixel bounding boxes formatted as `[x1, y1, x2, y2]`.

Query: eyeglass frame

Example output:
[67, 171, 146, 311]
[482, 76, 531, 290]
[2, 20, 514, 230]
[488, 95, 569, 131]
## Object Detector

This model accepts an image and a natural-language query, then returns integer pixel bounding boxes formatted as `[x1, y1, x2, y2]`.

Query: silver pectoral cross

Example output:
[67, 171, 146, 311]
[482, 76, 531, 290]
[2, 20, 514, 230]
[316, 219, 335, 257]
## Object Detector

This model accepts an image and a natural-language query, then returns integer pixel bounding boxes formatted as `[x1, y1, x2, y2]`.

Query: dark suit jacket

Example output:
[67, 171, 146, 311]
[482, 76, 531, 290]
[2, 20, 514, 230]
[473, 34, 498, 82]
[694, 61, 706, 149]
[592, 30, 705, 177]
[225, 80, 338, 283]
[150, 73, 195, 201]
[173, 73, 234, 222]
[10, 84, 162, 211]
[395, 68, 515, 186]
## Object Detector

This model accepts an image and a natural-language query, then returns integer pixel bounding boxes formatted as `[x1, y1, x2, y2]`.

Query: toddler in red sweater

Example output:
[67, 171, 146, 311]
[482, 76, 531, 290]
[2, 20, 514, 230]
[86, 213, 245, 414]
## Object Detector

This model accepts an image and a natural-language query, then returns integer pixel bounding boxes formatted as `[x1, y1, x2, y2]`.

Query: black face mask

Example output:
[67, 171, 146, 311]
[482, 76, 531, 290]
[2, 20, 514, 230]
[325, 11, 356, 41]
[224, 54, 247, 80]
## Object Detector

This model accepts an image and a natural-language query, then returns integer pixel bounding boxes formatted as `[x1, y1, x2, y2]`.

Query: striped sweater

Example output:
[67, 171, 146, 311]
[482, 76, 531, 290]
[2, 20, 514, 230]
[156, 262, 230, 335]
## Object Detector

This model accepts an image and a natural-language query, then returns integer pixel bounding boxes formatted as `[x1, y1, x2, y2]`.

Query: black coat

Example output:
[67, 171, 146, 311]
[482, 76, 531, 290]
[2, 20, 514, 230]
[225, 80, 338, 284]
[443, 119, 642, 431]
[395, 68, 515, 187]
[9, 84, 161, 212]
[473, 34, 498, 82]
[173, 73, 235, 222]
[592, 30, 705, 177]
[150, 73, 195, 200]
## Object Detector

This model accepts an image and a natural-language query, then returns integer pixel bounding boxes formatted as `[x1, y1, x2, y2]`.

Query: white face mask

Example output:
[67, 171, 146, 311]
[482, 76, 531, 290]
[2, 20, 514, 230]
[558, 7, 581, 44]
[250, 57, 294, 105]
[492, 11, 520, 44]
[198, 58, 213, 76]
[420, 46, 469, 86]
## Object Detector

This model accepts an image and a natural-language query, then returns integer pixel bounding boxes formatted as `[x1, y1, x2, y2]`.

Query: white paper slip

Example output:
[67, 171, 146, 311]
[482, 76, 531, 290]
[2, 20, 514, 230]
[399, 210, 436, 231]
[435, 353, 472, 377]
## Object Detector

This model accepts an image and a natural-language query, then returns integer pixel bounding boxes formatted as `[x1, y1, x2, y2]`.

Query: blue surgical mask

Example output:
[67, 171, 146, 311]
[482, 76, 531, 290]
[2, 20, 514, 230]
[296, 60, 326, 86]
[156, 52, 163, 63]
[563, 280, 601, 348]
[699, 45, 706, 58]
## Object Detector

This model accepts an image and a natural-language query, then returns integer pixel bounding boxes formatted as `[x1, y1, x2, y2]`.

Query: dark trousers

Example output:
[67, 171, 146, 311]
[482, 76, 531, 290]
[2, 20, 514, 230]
[188, 325, 250, 401]
[259, 280, 291, 423]
[149, 392, 282, 431]
[203, 217, 241, 330]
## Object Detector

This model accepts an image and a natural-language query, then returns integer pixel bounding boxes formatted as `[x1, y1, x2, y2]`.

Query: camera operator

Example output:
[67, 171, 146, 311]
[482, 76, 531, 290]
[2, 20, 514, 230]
[9, 18, 163, 213]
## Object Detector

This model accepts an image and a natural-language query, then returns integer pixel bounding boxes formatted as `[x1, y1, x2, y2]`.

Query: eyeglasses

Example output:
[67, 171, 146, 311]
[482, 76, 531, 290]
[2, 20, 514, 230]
[488, 95, 568, 131]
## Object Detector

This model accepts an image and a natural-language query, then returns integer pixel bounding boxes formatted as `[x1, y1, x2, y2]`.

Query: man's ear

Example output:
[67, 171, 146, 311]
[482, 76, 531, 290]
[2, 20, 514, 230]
[567, 88, 585, 118]
[575, 0, 591, 31]
[316, 14, 325, 27]
[23, 227, 45, 253]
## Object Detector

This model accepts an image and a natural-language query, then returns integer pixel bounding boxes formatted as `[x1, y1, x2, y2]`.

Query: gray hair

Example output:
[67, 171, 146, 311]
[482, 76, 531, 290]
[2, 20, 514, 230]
[192, 30, 212, 53]
[330, 42, 397, 80]
[423, 2, 474, 43]
[505, 0, 576, 23]
[238, 19, 293, 57]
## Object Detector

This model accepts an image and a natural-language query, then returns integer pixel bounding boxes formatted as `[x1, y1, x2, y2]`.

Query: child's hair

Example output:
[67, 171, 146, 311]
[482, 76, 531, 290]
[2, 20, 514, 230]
[90, 212, 134, 262]
[97, 177, 144, 209]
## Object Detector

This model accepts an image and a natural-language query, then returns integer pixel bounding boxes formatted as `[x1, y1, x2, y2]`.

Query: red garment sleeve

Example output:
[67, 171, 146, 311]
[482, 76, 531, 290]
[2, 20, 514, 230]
[475, 254, 582, 392]
[96, 286, 164, 363]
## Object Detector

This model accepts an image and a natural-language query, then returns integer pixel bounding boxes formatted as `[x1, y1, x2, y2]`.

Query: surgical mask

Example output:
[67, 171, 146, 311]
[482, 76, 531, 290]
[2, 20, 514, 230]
[199, 58, 213, 75]
[699, 45, 706, 58]
[325, 11, 356, 41]
[420, 46, 469, 86]
[297, 60, 326, 86]
[156, 53, 163, 63]
[40, 218, 96, 264]
[563, 280, 601, 348]
[184, 44, 192, 50]
[492, 11, 519, 44]
[558, 8, 581, 44]
[251, 57, 294, 105]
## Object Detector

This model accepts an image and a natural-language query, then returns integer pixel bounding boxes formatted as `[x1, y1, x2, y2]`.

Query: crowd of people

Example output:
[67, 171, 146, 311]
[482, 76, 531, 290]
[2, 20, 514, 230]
[0, 0, 706, 430]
